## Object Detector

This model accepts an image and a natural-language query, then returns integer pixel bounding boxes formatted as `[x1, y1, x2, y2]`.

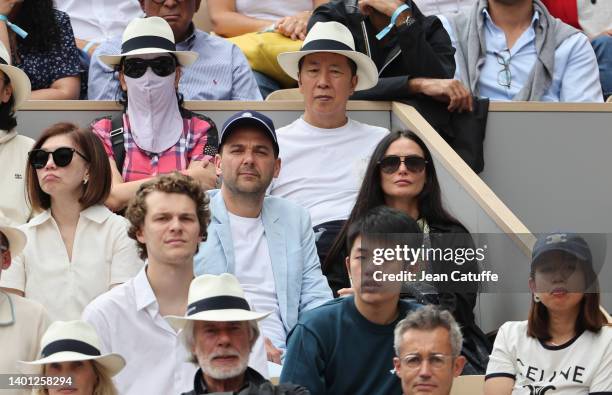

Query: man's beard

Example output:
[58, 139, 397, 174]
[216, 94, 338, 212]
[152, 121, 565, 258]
[198, 349, 249, 380]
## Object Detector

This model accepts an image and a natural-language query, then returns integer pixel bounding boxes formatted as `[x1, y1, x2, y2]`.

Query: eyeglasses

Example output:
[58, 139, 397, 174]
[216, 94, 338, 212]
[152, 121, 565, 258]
[400, 353, 453, 369]
[495, 50, 512, 88]
[122, 56, 177, 79]
[28, 147, 89, 170]
[378, 155, 428, 174]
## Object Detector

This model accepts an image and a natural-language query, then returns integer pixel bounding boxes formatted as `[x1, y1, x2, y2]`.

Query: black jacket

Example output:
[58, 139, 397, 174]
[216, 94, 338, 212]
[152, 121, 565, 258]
[181, 368, 310, 395]
[308, 0, 455, 100]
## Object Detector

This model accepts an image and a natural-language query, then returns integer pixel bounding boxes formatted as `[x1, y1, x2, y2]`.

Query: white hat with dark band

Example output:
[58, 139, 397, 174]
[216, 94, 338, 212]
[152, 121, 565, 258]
[18, 321, 125, 376]
[165, 273, 270, 331]
[100, 16, 198, 67]
[277, 21, 379, 91]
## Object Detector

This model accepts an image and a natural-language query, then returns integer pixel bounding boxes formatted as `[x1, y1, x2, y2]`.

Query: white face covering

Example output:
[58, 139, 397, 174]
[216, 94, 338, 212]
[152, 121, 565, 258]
[124, 54, 184, 154]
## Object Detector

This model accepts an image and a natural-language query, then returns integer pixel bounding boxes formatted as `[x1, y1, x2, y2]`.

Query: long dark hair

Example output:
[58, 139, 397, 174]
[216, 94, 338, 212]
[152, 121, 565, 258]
[14, 0, 60, 52]
[324, 130, 462, 273]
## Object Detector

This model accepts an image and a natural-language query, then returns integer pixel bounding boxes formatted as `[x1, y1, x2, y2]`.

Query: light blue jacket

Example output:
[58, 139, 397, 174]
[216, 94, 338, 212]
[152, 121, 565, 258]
[194, 190, 333, 350]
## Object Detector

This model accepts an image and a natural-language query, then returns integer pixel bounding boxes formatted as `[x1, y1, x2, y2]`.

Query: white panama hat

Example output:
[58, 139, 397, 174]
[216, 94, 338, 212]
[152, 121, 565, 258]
[18, 320, 126, 376]
[277, 21, 379, 91]
[100, 16, 198, 67]
[166, 273, 271, 331]
[0, 216, 26, 256]
[0, 41, 30, 110]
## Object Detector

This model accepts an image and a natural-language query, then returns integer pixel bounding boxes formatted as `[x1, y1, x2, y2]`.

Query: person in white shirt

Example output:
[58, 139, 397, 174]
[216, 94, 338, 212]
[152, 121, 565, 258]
[271, 21, 389, 269]
[83, 173, 268, 395]
[55, 0, 143, 58]
[0, 220, 49, 395]
[193, 110, 332, 365]
[484, 232, 612, 395]
[0, 41, 34, 226]
[0, 123, 142, 321]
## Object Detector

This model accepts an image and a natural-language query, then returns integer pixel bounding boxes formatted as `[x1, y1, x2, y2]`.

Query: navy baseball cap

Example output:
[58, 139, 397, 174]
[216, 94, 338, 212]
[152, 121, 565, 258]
[219, 110, 279, 157]
[531, 232, 592, 268]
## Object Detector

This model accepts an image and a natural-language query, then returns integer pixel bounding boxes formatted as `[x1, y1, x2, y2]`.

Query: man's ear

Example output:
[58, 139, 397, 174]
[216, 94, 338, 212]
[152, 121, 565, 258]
[138, 0, 146, 13]
[195, 0, 202, 12]
[453, 355, 466, 377]
[350, 74, 358, 95]
[214, 154, 223, 177]
[345, 256, 351, 278]
[272, 157, 281, 178]
[393, 357, 401, 378]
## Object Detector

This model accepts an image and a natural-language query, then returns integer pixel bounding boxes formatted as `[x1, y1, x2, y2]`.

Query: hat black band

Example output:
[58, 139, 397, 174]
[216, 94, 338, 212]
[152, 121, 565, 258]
[187, 295, 251, 316]
[0, 57, 7, 66]
[300, 39, 353, 52]
[122, 35, 176, 54]
[41, 340, 101, 358]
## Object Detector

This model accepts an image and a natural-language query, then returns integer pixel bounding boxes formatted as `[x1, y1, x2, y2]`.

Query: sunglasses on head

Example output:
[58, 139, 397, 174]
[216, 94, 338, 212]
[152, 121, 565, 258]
[122, 56, 177, 79]
[28, 147, 89, 170]
[378, 155, 428, 174]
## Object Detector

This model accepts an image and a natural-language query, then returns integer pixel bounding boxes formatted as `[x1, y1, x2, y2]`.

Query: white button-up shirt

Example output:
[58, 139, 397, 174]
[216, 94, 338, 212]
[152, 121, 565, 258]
[54, 0, 144, 42]
[83, 267, 269, 395]
[0, 205, 143, 321]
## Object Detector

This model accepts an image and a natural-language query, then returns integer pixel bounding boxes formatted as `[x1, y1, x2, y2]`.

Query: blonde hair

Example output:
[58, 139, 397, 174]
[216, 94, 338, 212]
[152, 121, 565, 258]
[34, 361, 118, 395]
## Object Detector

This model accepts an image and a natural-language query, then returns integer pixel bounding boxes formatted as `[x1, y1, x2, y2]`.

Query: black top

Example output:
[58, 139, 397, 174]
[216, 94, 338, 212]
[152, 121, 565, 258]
[308, 0, 455, 100]
[182, 367, 310, 395]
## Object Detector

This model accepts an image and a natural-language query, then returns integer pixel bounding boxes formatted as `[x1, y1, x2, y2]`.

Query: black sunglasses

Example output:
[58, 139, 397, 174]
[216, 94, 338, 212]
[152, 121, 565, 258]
[29, 147, 89, 169]
[122, 56, 177, 79]
[378, 155, 428, 174]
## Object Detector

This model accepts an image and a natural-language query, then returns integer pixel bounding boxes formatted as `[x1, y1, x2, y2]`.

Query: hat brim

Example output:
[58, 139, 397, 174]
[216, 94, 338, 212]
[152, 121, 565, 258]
[100, 48, 199, 67]
[532, 246, 590, 266]
[0, 225, 26, 256]
[166, 309, 271, 332]
[0, 65, 31, 110]
[18, 352, 126, 377]
[277, 49, 379, 91]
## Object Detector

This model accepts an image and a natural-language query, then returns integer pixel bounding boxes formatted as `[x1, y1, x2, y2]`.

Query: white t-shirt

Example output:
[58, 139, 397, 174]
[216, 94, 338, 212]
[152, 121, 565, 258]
[270, 117, 389, 227]
[228, 212, 286, 349]
[235, 0, 313, 22]
[0, 205, 143, 321]
[413, 0, 473, 15]
[486, 321, 612, 394]
[55, 0, 144, 41]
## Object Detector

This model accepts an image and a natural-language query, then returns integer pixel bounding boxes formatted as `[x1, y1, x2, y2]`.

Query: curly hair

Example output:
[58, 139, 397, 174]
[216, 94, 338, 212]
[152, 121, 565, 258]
[125, 172, 210, 260]
[14, 0, 61, 52]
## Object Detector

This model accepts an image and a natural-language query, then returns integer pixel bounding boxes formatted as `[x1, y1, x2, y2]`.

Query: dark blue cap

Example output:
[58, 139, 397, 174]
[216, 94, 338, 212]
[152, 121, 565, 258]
[531, 232, 592, 268]
[219, 110, 279, 156]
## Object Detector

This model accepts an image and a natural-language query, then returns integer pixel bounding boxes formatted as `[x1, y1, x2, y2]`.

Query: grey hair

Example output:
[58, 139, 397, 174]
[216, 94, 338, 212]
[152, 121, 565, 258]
[393, 305, 463, 358]
[182, 320, 260, 364]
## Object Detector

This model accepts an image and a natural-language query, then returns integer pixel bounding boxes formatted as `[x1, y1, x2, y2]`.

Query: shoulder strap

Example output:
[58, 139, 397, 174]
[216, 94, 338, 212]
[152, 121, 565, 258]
[186, 109, 219, 157]
[109, 113, 125, 173]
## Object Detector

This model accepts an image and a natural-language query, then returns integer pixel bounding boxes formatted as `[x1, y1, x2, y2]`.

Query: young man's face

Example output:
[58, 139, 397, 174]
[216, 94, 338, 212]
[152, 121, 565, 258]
[215, 128, 281, 196]
[393, 327, 465, 395]
[136, 191, 202, 266]
[345, 235, 403, 305]
[298, 52, 357, 122]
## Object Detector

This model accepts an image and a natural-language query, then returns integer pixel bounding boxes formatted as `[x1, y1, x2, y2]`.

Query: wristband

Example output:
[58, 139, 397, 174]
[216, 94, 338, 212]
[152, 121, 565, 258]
[83, 40, 97, 54]
[0, 14, 28, 39]
[376, 3, 410, 40]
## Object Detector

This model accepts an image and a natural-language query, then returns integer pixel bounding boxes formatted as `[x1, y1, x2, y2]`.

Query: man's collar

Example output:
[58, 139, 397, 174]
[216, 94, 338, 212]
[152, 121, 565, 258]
[482, 7, 540, 29]
[194, 367, 267, 394]
[134, 265, 157, 312]
[178, 23, 197, 45]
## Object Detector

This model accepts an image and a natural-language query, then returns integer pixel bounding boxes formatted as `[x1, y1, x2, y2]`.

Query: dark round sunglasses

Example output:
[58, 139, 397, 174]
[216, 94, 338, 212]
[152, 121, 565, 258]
[28, 147, 90, 170]
[378, 155, 428, 174]
[122, 56, 177, 79]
